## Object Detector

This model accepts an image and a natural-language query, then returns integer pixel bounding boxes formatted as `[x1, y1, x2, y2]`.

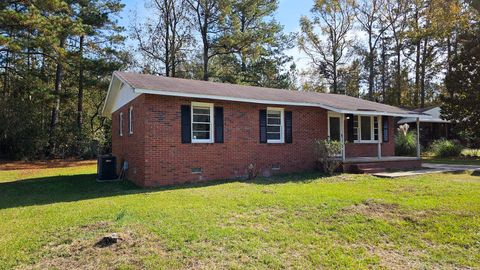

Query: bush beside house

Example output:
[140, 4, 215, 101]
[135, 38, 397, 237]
[314, 139, 343, 175]
[429, 139, 464, 158]
[395, 124, 418, 156]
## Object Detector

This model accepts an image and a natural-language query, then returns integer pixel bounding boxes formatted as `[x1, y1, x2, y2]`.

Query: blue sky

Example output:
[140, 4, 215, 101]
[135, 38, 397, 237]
[118, 0, 314, 69]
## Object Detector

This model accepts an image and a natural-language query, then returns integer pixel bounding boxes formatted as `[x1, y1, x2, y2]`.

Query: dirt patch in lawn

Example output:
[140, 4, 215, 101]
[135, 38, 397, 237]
[0, 159, 96, 171]
[222, 207, 289, 232]
[18, 222, 166, 270]
[339, 199, 433, 224]
[366, 245, 436, 270]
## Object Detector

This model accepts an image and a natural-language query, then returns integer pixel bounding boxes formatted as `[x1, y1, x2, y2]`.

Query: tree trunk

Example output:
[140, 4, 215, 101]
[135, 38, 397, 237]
[368, 50, 374, 101]
[414, 39, 421, 107]
[170, 24, 176, 77]
[380, 38, 387, 103]
[332, 53, 338, 94]
[165, 0, 170, 77]
[48, 38, 65, 156]
[202, 12, 209, 81]
[203, 43, 209, 81]
[170, 1, 178, 78]
[413, 7, 420, 107]
[368, 35, 374, 101]
[420, 37, 428, 108]
[240, 14, 247, 73]
[77, 35, 85, 151]
[396, 46, 401, 105]
[2, 49, 9, 98]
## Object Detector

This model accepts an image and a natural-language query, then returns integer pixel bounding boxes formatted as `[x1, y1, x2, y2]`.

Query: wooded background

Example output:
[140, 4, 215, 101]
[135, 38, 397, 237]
[1, 0, 479, 159]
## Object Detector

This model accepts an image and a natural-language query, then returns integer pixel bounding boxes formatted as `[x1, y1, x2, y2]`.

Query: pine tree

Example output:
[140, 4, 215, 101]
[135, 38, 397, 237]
[441, 25, 480, 147]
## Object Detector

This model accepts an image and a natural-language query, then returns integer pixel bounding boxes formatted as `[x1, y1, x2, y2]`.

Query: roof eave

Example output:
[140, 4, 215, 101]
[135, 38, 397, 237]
[135, 88, 424, 118]
[102, 72, 135, 117]
[101, 73, 117, 117]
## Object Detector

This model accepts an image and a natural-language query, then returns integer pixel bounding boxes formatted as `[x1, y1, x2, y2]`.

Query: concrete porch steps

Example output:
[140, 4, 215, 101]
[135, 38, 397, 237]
[341, 157, 422, 174]
[352, 163, 387, 174]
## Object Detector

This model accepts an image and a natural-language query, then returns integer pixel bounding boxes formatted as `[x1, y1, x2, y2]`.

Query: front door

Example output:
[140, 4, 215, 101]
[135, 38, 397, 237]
[328, 115, 341, 141]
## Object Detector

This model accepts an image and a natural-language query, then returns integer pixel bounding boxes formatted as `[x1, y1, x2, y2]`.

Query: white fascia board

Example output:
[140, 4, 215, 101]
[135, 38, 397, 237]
[101, 73, 117, 117]
[102, 74, 139, 116]
[135, 88, 426, 118]
[399, 118, 448, 124]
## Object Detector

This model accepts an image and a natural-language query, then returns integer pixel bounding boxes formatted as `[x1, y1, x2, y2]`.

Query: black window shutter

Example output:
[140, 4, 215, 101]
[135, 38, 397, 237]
[382, 115, 389, 142]
[181, 105, 191, 143]
[347, 114, 355, 142]
[259, 109, 267, 143]
[285, 111, 292, 143]
[214, 107, 224, 143]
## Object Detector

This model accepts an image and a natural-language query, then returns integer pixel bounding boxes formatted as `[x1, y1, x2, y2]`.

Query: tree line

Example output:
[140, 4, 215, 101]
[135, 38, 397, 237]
[1, 0, 478, 159]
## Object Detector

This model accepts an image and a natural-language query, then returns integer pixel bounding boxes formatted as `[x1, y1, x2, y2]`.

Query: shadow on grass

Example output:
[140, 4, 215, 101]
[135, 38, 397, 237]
[0, 171, 328, 210]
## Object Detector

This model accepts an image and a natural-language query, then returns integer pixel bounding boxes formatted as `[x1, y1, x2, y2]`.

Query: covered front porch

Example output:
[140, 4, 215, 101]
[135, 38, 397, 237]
[327, 110, 424, 173]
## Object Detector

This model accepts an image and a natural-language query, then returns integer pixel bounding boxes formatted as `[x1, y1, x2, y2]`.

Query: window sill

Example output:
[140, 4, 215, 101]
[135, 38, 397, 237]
[353, 141, 380, 144]
[192, 140, 214, 144]
[267, 141, 284, 144]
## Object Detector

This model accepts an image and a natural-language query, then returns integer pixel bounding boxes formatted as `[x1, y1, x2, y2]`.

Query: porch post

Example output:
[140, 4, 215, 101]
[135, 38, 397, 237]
[341, 113, 346, 162]
[378, 116, 382, 159]
[416, 117, 421, 158]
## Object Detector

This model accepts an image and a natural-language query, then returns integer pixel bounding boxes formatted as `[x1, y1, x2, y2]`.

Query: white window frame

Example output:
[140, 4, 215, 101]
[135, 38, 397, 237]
[354, 115, 380, 143]
[266, 107, 284, 144]
[119, 112, 124, 136]
[191, 102, 214, 143]
[128, 106, 133, 134]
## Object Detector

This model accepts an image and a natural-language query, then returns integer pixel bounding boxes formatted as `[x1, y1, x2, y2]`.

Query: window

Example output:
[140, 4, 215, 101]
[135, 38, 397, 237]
[353, 115, 358, 139]
[191, 102, 214, 143]
[267, 108, 284, 143]
[128, 106, 133, 134]
[355, 115, 380, 143]
[360, 116, 371, 141]
[382, 116, 389, 142]
[191, 167, 202, 174]
[119, 112, 124, 136]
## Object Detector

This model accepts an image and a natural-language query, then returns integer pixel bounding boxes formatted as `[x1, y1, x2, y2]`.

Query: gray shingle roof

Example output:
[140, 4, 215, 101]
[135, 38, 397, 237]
[113, 71, 422, 117]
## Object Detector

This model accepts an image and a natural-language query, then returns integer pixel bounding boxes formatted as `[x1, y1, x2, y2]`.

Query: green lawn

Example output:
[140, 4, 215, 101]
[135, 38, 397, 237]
[422, 149, 480, 165]
[422, 156, 480, 165]
[1, 164, 480, 269]
[423, 157, 480, 165]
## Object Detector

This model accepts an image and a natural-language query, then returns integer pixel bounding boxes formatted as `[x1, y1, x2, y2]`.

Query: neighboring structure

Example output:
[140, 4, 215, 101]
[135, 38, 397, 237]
[102, 72, 425, 187]
[398, 106, 452, 146]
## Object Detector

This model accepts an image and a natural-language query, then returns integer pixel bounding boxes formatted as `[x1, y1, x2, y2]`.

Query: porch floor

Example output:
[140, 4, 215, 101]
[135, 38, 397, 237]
[341, 156, 421, 164]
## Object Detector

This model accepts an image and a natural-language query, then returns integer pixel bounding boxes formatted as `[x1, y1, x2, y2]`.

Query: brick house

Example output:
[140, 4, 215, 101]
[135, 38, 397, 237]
[102, 72, 424, 187]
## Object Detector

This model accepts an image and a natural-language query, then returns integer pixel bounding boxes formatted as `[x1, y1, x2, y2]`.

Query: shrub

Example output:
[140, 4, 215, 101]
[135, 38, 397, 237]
[430, 139, 464, 158]
[314, 139, 343, 175]
[461, 148, 480, 159]
[395, 124, 418, 156]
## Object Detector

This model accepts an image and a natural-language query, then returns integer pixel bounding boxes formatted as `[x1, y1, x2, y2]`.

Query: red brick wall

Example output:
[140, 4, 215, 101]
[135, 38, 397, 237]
[111, 94, 398, 187]
[111, 95, 146, 186]
[141, 95, 328, 186]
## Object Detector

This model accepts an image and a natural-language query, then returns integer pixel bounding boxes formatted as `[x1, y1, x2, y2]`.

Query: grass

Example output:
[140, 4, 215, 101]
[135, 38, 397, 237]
[422, 157, 480, 165]
[1, 164, 480, 269]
